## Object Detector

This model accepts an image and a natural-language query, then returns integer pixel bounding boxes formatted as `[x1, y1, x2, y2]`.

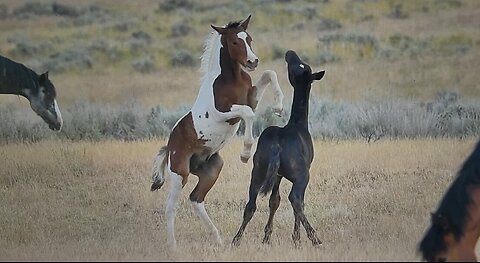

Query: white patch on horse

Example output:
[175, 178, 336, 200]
[165, 164, 183, 250]
[191, 201, 222, 245]
[53, 99, 63, 128]
[237, 31, 257, 63]
[299, 64, 305, 68]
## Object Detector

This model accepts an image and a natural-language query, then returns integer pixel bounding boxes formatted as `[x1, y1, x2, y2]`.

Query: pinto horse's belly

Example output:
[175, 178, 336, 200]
[192, 113, 241, 154]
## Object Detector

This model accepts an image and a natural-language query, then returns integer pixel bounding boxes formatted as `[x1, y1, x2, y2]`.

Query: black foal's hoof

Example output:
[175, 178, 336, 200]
[232, 237, 241, 247]
[312, 238, 322, 247]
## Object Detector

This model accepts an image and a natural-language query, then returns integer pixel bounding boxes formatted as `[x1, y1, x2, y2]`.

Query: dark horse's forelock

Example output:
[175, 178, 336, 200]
[418, 139, 480, 261]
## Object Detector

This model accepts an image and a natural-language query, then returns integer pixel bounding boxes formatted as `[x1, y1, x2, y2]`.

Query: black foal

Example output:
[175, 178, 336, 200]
[232, 50, 325, 247]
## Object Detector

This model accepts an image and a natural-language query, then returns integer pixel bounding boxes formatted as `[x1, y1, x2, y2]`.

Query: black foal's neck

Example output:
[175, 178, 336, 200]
[287, 85, 311, 127]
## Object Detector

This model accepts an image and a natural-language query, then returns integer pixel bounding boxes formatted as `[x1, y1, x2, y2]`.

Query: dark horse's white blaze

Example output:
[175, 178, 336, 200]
[0, 55, 62, 131]
[150, 15, 284, 250]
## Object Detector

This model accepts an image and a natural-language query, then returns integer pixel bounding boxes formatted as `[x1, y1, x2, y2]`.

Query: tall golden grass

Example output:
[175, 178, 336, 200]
[1, 138, 478, 261]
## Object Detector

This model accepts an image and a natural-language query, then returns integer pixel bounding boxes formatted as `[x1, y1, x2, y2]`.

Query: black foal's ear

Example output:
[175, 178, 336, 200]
[311, 70, 325, 81]
[39, 71, 49, 82]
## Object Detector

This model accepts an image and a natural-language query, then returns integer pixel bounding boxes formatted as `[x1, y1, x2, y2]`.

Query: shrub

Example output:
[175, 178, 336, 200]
[131, 56, 156, 74]
[170, 50, 196, 67]
[0, 94, 479, 144]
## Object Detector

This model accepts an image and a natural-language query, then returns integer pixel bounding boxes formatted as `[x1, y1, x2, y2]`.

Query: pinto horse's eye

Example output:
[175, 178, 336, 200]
[233, 42, 238, 45]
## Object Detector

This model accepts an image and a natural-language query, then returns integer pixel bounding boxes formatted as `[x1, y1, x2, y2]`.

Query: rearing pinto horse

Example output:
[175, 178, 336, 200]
[0, 55, 62, 131]
[419, 138, 480, 261]
[150, 15, 284, 249]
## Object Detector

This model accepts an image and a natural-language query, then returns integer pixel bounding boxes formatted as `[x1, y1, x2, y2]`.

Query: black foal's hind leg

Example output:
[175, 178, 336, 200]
[292, 209, 301, 247]
[262, 177, 281, 244]
[232, 167, 264, 247]
[288, 176, 322, 247]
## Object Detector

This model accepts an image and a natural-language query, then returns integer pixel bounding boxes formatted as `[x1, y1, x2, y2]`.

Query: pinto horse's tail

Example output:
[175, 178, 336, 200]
[259, 143, 281, 196]
[151, 146, 169, 191]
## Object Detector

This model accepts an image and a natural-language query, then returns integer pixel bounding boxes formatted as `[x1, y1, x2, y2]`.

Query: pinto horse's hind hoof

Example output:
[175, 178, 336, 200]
[150, 181, 164, 191]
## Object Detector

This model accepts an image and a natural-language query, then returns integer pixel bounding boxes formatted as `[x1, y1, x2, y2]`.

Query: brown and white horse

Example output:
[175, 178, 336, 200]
[150, 15, 284, 250]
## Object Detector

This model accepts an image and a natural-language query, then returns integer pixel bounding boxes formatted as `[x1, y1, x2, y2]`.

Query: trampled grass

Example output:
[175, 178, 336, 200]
[0, 138, 479, 261]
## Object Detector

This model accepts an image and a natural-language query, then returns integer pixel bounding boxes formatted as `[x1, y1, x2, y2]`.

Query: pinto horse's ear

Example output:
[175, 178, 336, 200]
[311, 70, 325, 81]
[211, 25, 227, 35]
[240, 14, 252, 30]
[39, 71, 49, 83]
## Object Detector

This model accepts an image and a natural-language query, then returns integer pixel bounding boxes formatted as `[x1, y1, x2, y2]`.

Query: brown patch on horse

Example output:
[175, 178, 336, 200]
[166, 112, 207, 184]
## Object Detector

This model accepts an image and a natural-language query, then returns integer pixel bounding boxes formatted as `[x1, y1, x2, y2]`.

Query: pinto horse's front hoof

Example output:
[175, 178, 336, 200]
[273, 107, 283, 117]
[240, 155, 250, 163]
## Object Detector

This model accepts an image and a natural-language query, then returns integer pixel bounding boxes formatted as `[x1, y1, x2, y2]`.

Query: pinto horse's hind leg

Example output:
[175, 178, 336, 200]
[164, 148, 190, 251]
[189, 153, 224, 246]
[288, 174, 322, 247]
[165, 170, 185, 250]
[262, 177, 282, 244]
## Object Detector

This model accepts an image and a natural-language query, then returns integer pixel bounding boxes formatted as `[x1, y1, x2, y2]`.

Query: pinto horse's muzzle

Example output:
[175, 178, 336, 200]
[245, 59, 258, 72]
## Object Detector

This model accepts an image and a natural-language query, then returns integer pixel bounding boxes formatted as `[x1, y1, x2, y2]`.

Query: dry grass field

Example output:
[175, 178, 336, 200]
[1, 0, 480, 261]
[1, 138, 479, 261]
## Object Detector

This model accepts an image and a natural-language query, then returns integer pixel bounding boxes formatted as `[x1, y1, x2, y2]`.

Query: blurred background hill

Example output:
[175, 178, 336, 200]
[0, 0, 479, 142]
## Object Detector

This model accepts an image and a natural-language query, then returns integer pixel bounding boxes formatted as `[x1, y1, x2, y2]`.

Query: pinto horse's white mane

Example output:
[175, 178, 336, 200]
[199, 31, 221, 83]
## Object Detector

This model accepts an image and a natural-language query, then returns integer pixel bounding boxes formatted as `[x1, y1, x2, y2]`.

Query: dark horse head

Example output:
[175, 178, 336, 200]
[285, 50, 325, 89]
[0, 55, 63, 131]
[27, 72, 63, 131]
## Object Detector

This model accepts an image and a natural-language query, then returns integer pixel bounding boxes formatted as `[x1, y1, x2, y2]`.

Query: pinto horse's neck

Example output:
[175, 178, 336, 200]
[288, 85, 312, 128]
[219, 46, 242, 79]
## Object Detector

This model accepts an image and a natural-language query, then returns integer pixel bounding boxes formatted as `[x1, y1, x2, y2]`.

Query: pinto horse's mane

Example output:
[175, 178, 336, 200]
[199, 20, 243, 81]
[419, 139, 480, 261]
[199, 31, 221, 76]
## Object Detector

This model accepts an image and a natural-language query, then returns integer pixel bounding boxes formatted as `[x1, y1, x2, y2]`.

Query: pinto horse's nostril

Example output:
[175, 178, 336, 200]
[248, 59, 258, 69]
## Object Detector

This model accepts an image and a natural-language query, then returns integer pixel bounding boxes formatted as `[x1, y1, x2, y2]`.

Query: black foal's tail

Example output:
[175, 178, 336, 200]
[259, 143, 281, 196]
